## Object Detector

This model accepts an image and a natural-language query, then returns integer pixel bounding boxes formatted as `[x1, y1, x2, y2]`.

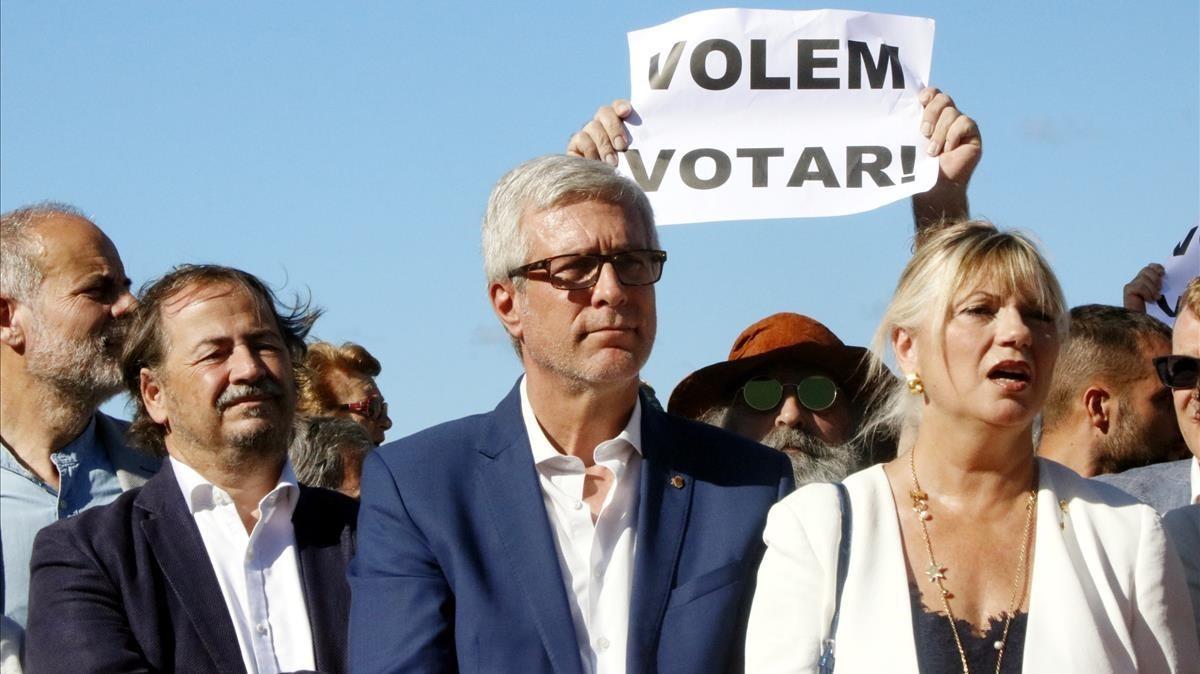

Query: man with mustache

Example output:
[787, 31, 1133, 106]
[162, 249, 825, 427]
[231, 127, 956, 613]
[24, 265, 357, 673]
[350, 155, 793, 673]
[669, 313, 879, 486]
[0, 203, 159, 665]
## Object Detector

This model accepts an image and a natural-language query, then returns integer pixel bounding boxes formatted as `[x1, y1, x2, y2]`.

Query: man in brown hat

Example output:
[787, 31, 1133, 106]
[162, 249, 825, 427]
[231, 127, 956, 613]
[669, 313, 883, 485]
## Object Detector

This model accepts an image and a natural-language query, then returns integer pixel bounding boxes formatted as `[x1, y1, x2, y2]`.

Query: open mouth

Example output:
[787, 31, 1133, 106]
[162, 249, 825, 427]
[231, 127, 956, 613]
[987, 361, 1032, 389]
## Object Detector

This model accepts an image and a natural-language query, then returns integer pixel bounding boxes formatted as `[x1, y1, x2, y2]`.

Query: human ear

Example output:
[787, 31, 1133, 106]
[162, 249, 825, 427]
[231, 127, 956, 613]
[141, 368, 170, 425]
[1083, 386, 1111, 435]
[0, 294, 26, 351]
[489, 280, 523, 343]
[893, 326, 919, 376]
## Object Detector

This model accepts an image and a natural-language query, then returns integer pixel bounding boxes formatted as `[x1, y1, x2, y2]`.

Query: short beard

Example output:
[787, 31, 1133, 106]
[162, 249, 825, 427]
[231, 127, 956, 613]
[215, 381, 293, 469]
[1093, 396, 1169, 475]
[24, 310, 127, 418]
[697, 405, 871, 486]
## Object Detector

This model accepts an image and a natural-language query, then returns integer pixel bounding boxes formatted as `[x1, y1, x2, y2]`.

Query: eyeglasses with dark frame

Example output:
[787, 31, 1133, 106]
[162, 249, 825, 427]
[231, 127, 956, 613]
[1154, 355, 1200, 390]
[736, 376, 840, 413]
[341, 395, 388, 421]
[507, 249, 667, 291]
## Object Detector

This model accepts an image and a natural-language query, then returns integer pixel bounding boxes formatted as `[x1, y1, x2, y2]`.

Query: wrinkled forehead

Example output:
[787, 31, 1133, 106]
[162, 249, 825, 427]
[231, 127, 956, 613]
[159, 281, 279, 344]
[1174, 308, 1200, 355]
[34, 215, 125, 283]
[522, 197, 651, 252]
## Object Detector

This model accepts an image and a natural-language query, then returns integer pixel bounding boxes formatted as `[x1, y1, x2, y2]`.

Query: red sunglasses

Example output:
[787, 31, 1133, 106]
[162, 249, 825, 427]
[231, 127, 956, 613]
[341, 395, 388, 421]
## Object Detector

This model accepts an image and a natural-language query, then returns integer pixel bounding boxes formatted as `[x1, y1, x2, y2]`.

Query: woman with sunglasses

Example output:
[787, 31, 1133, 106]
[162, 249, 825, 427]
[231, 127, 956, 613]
[744, 222, 1198, 672]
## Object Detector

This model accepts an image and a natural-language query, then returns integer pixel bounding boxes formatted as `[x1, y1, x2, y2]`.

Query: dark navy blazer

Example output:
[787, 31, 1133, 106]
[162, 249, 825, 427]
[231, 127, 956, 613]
[349, 382, 794, 674]
[25, 460, 357, 674]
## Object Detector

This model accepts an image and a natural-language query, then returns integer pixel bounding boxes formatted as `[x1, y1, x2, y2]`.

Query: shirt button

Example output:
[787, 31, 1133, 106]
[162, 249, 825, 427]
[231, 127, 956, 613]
[573, 501, 584, 511]
[597, 637, 610, 651]
[255, 622, 268, 636]
[593, 568, 603, 579]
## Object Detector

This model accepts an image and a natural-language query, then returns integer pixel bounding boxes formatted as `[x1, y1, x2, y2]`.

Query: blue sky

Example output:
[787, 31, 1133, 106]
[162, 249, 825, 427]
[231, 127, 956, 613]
[3, 1, 1196, 440]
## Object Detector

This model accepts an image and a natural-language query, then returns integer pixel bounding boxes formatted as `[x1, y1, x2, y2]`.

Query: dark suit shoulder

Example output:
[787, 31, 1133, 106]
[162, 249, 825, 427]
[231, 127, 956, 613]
[297, 484, 359, 530]
[657, 411, 793, 486]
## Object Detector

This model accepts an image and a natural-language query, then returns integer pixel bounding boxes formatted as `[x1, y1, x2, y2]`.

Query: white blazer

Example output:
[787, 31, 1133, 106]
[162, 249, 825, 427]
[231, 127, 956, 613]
[745, 460, 1200, 673]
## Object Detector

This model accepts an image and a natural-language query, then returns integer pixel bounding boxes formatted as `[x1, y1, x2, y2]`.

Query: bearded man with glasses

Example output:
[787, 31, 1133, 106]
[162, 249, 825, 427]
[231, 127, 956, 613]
[669, 313, 882, 486]
[349, 154, 793, 674]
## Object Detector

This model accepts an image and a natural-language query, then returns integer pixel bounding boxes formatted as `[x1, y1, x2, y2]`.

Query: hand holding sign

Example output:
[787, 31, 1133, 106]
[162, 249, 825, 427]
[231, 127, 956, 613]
[1140, 225, 1200, 326]
[569, 9, 976, 225]
[567, 85, 981, 229]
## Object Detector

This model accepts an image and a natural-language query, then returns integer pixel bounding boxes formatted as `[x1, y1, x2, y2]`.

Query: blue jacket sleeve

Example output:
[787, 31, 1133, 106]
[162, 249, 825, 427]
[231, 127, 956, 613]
[349, 450, 457, 673]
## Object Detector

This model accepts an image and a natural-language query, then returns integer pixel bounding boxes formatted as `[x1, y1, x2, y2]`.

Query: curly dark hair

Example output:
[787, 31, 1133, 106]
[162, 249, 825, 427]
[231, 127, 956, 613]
[121, 264, 321, 456]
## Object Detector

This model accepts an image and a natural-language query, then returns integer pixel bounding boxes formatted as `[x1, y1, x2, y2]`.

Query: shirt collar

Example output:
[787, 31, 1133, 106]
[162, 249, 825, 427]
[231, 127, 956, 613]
[170, 455, 300, 517]
[519, 376, 643, 466]
[0, 413, 99, 478]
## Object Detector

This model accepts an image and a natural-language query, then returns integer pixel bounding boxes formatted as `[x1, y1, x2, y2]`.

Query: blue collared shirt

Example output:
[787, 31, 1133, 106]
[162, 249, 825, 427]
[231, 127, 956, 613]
[1, 415, 124, 631]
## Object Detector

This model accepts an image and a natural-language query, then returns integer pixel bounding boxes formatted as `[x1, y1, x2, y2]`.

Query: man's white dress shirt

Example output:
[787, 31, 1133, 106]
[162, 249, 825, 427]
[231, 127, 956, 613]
[170, 457, 315, 674]
[1191, 456, 1199, 505]
[520, 378, 643, 674]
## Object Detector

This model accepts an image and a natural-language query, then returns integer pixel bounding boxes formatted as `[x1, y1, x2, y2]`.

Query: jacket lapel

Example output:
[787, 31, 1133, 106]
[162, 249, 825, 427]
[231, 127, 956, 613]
[293, 487, 352, 672]
[478, 384, 584, 674]
[626, 402, 693, 674]
[137, 462, 247, 674]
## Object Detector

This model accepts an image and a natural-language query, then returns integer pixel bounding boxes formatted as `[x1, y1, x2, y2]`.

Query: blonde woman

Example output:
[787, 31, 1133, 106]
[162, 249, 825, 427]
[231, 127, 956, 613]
[745, 222, 1198, 672]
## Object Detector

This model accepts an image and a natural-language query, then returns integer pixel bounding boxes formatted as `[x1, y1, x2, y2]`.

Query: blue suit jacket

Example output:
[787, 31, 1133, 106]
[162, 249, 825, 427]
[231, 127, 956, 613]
[25, 460, 358, 674]
[350, 383, 794, 674]
[1096, 458, 1193, 515]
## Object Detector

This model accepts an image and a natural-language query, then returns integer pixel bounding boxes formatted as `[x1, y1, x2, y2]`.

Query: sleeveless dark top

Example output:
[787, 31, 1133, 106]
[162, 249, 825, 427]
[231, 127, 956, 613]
[909, 584, 1028, 673]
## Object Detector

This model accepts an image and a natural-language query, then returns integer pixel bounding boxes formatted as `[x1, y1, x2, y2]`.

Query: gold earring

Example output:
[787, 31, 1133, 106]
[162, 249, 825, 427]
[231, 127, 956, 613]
[906, 372, 924, 395]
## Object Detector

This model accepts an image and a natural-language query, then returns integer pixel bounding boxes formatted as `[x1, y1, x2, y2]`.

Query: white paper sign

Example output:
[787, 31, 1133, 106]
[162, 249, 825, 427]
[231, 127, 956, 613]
[1148, 224, 1200, 326]
[620, 8, 938, 226]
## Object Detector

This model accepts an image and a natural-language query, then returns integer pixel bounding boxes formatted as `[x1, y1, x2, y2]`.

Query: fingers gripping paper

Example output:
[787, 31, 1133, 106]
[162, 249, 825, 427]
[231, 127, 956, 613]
[620, 9, 938, 225]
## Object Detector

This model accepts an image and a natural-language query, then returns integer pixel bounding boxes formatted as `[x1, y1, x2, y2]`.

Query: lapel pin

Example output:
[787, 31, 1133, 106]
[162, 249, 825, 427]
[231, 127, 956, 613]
[670, 475, 686, 489]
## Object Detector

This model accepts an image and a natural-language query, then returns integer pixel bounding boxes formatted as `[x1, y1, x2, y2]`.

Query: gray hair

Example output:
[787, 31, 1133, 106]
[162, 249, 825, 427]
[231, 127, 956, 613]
[289, 415, 372, 490]
[481, 155, 658, 285]
[0, 202, 89, 302]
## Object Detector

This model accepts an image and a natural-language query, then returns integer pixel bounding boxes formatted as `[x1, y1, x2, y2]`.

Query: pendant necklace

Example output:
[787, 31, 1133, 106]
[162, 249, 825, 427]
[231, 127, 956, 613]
[908, 448, 1037, 674]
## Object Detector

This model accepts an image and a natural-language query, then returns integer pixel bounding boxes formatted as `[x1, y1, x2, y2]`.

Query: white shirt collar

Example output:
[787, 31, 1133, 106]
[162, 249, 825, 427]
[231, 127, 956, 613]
[170, 455, 300, 517]
[519, 376, 643, 465]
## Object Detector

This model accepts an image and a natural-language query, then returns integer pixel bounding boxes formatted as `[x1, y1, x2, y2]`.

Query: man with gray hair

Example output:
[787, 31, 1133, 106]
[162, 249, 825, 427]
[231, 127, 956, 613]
[290, 415, 372, 498]
[350, 155, 792, 673]
[1038, 304, 1185, 477]
[0, 203, 159, 664]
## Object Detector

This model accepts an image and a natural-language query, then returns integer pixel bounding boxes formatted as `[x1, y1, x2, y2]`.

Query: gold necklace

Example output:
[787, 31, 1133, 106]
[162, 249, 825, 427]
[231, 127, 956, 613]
[908, 448, 1037, 674]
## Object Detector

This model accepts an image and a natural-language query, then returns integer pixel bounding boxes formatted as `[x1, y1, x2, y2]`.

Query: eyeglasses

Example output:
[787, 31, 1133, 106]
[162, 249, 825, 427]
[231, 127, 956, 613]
[508, 249, 667, 291]
[737, 376, 840, 413]
[341, 395, 388, 421]
[1154, 355, 1200, 390]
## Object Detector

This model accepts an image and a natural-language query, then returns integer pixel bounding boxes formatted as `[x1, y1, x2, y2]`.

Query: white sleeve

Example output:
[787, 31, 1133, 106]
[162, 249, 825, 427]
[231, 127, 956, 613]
[1131, 506, 1200, 672]
[745, 485, 841, 674]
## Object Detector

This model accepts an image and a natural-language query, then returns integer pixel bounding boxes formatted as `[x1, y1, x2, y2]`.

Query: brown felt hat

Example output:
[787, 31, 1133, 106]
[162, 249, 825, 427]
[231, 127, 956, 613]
[668, 313, 872, 420]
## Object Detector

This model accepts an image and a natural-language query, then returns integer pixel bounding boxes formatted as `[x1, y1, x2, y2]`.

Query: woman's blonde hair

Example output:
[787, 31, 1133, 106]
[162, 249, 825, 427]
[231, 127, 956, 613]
[859, 220, 1068, 442]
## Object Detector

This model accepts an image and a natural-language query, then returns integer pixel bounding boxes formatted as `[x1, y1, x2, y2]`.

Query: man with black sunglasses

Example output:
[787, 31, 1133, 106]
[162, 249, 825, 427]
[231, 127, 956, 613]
[668, 312, 880, 486]
[349, 155, 793, 674]
[1099, 277, 1200, 514]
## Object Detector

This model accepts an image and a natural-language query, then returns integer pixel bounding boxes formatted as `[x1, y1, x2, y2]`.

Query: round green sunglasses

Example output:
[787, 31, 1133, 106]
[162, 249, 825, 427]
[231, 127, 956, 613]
[738, 376, 839, 412]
